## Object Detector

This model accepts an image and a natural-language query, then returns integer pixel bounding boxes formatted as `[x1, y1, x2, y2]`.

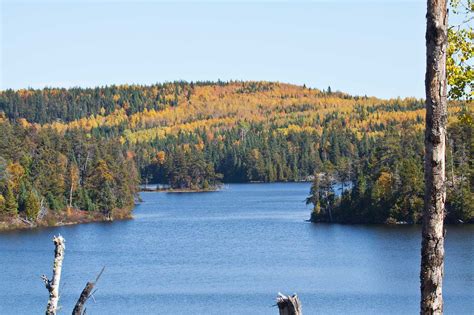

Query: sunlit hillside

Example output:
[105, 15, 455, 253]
[1, 81, 464, 141]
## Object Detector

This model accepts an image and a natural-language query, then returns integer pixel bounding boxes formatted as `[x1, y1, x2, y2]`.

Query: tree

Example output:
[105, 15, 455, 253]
[0, 194, 5, 214]
[88, 159, 116, 218]
[306, 175, 321, 219]
[68, 163, 80, 209]
[4, 183, 18, 216]
[25, 190, 41, 221]
[96, 182, 116, 219]
[421, 1, 448, 313]
[308, 170, 336, 223]
[447, 0, 473, 100]
[446, 108, 474, 222]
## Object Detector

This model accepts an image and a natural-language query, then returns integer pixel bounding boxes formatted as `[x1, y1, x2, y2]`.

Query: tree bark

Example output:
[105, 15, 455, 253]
[276, 293, 302, 315]
[72, 267, 105, 315]
[42, 235, 66, 315]
[421, 1, 448, 314]
[72, 282, 94, 315]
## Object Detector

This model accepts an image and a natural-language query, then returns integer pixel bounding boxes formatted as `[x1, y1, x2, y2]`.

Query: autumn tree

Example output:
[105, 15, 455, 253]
[447, 0, 473, 100]
[67, 163, 80, 209]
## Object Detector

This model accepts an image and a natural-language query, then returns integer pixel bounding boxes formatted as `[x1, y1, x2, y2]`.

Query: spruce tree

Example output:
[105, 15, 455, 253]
[4, 184, 18, 216]
[25, 190, 41, 221]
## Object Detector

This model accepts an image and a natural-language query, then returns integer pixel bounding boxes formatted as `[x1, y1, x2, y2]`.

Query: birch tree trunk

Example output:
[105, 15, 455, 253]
[42, 235, 66, 315]
[421, 0, 448, 314]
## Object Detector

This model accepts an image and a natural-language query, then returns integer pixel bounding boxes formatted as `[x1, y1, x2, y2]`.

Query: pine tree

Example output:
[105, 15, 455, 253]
[4, 184, 18, 216]
[307, 175, 321, 220]
[25, 190, 41, 221]
[0, 194, 5, 214]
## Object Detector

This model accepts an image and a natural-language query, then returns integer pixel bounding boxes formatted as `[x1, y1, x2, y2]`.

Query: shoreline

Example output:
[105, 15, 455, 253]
[142, 188, 221, 193]
[141, 185, 223, 193]
[0, 208, 133, 233]
[140, 181, 314, 193]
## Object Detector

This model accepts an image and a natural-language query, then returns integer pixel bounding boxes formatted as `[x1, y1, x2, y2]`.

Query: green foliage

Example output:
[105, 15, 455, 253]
[96, 182, 116, 218]
[0, 194, 5, 214]
[0, 80, 471, 225]
[77, 188, 96, 212]
[307, 113, 473, 224]
[160, 147, 222, 190]
[448, 0, 473, 100]
[0, 119, 139, 222]
[4, 184, 18, 216]
[446, 108, 474, 222]
[25, 190, 41, 221]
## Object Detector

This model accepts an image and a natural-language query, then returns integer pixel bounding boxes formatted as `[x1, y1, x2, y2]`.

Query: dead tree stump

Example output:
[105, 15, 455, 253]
[276, 293, 302, 315]
[42, 235, 65, 315]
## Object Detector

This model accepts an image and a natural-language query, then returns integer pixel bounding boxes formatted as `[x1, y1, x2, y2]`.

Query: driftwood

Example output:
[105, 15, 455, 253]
[42, 235, 66, 315]
[72, 267, 105, 315]
[276, 293, 302, 315]
[18, 216, 34, 227]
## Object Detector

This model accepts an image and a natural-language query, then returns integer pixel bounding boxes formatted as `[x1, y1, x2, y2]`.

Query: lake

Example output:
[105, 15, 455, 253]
[0, 183, 472, 314]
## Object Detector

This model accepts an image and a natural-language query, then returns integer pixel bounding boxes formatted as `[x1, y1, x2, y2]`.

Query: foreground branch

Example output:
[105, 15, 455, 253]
[72, 267, 105, 315]
[276, 293, 302, 315]
[42, 235, 66, 315]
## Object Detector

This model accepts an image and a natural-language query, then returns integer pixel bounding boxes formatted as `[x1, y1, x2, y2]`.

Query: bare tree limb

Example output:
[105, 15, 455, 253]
[72, 267, 105, 315]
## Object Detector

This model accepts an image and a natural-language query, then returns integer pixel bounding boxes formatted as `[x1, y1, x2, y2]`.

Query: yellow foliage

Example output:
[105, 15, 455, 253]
[30, 82, 469, 145]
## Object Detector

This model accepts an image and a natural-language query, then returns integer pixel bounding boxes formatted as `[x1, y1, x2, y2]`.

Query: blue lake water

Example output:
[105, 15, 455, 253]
[0, 183, 472, 314]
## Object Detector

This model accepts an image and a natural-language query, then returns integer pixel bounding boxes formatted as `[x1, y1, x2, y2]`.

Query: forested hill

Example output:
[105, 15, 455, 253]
[0, 82, 466, 187]
[0, 81, 466, 185]
[2, 81, 369, 124]
[0, 81, 471, 225]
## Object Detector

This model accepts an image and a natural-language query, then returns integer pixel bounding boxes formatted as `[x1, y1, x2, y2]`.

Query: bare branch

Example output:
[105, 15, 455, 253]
[72, 267, 105, 315]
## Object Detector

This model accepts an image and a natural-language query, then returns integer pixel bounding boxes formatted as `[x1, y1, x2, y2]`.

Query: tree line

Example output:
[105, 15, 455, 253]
[0, 114, 139, 226]
[306, 108, 473, 224]
[0, 81, 471, 224]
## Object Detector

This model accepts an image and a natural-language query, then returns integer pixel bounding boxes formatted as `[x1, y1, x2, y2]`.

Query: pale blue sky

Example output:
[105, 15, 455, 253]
[1, 1, 426, 98]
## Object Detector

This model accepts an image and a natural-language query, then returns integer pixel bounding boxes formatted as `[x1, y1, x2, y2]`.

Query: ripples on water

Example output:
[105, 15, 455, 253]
[0, 183, 472, 314]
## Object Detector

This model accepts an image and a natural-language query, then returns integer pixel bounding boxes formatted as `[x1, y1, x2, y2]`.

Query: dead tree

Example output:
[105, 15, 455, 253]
[421, 0, 448, 314]
[42, 235, 66, 315]
[276, 293, 302, 315]
[72, 267, 105, 315]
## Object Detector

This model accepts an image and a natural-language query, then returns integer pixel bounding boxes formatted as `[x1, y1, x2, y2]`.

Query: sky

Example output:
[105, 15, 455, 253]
[1, 0, 426, 98]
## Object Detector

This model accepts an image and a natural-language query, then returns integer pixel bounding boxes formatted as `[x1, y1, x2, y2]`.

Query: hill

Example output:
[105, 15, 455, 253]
[0, 81, 471, 226]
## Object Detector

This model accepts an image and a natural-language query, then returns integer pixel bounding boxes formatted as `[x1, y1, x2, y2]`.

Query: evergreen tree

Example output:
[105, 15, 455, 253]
[25, 190, 41, 221]
[306, 175, 321, 219]
[0, 194, 5, 214]
[4, 184, 18, 216]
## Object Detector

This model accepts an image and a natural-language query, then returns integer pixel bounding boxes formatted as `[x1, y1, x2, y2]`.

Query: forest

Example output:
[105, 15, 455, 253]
[306, 108, 473, 224]
[0, 81, 472, 226]
[0, 114, 139, 229]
